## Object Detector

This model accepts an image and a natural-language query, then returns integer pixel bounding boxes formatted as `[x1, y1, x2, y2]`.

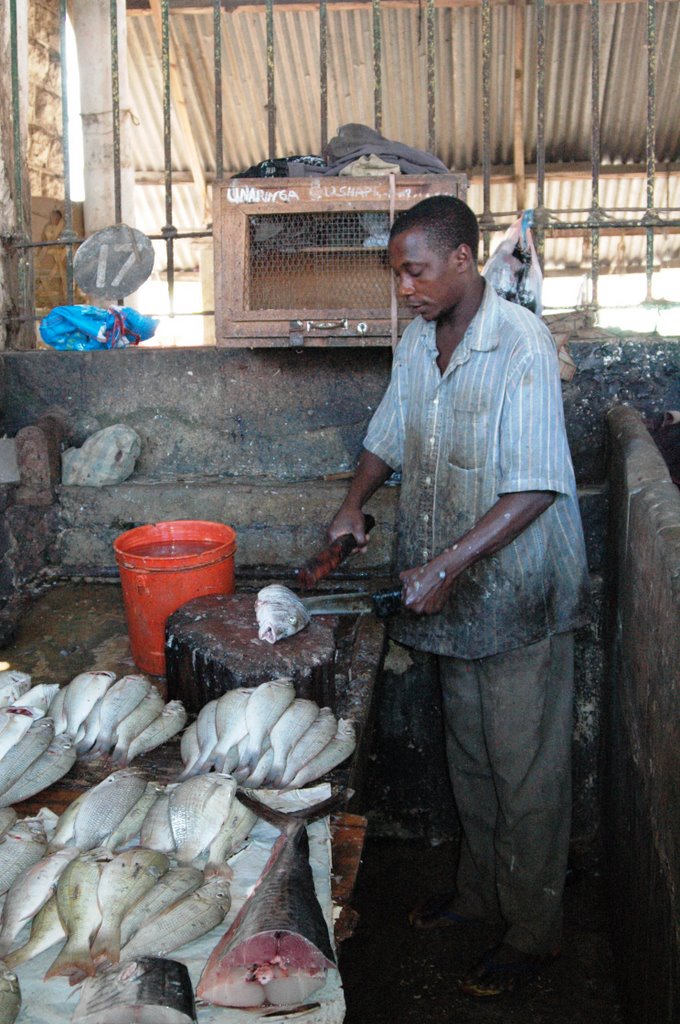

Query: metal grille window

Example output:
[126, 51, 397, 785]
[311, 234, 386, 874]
[2, 0, 679, 348]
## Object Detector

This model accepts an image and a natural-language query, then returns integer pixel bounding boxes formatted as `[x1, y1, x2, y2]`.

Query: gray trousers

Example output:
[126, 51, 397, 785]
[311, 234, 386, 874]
[438, 632, 574, 956]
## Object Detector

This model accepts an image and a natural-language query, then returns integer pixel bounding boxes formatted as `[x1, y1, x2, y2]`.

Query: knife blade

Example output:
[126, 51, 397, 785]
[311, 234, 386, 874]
[299, 585, 403, 619]
[295, 513, 376, 590]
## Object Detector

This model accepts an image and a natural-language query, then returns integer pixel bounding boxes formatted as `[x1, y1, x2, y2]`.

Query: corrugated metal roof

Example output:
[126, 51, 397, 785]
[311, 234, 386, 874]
[124, 2, 680, 274]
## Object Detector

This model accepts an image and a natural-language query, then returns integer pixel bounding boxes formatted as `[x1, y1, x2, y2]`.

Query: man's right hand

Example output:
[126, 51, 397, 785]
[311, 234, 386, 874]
[327, 507, 369, 552]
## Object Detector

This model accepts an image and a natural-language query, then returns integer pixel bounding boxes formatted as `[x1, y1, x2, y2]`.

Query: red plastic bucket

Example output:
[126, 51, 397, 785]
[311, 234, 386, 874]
[113, 519, 237, 676]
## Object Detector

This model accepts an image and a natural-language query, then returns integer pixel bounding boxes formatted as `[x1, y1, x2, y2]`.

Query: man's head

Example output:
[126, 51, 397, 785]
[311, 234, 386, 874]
[389, 195, 479, 262]
[388, 195, 481, 322]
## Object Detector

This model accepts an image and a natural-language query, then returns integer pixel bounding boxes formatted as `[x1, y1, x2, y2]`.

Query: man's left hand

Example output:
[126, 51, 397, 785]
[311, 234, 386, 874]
[400, 560, 453, 615]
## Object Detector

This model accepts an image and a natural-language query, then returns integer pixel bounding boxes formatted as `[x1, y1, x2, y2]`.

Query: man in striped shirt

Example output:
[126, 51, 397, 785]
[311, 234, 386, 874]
[328, 195, 590, 997]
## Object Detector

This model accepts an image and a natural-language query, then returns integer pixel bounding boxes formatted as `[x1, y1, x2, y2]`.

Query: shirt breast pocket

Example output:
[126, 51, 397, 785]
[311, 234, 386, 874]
[446, 405, 491, 470]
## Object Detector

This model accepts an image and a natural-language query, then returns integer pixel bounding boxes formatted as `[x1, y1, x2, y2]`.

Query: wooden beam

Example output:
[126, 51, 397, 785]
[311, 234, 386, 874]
[512, 0, 526, 210]
[129, 0, 678, 12]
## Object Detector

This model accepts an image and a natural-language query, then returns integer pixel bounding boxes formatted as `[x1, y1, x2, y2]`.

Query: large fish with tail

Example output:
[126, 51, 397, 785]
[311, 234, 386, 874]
[196, 791, 339, 1009]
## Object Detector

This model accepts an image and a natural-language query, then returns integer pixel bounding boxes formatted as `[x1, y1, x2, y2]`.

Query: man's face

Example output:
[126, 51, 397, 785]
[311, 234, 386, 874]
[388, 226, 463, 322]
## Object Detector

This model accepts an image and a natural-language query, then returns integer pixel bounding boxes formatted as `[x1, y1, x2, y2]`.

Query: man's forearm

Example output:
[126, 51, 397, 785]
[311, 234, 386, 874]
[401, 490, 556, 614]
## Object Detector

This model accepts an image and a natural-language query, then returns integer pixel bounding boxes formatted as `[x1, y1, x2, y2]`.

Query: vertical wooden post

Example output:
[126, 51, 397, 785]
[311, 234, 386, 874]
[70, 0, 135, 236]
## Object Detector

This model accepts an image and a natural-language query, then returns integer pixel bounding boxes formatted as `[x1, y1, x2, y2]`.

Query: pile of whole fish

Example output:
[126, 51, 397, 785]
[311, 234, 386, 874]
[255, 584, 311, 644]
[0, 669, 187, 808]
[0, 771, 240, 983]
[179, 678, 356, 790]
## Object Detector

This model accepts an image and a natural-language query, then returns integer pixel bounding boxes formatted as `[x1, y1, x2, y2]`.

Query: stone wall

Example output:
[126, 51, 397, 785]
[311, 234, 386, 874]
[0, 333, 679, 846]
[604, 405, 680, 1024]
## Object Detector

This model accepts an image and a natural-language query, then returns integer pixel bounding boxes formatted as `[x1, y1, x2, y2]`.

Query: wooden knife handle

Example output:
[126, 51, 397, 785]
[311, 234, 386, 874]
[296, 514, 376, 590]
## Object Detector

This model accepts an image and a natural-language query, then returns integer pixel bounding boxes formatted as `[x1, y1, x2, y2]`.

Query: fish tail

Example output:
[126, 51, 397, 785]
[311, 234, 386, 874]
[44, 943, 95, 982]
[235, 789, 345, 833]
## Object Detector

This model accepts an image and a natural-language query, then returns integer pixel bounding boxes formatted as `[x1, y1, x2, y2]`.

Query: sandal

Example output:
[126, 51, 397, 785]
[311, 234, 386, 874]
[458, 943, 559, 998]
[408, 892, 481, 930]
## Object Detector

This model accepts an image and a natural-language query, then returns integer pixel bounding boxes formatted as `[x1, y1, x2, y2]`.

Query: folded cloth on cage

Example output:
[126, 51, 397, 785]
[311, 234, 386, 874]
[339, 154, 402, 177]
[321, 122, 450, 175]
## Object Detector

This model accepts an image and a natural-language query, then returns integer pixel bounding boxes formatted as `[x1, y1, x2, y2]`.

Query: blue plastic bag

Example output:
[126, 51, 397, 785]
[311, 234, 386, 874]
[39, 305, 159, 351]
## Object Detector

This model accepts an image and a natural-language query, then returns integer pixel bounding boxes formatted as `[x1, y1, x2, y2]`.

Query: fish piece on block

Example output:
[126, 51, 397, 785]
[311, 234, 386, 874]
[73, 956, 197, 1024]
[165, 594, 337, 715]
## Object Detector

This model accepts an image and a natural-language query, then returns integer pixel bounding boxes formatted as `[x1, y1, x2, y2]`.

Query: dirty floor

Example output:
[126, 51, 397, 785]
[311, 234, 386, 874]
[2, 582, 625, 1024]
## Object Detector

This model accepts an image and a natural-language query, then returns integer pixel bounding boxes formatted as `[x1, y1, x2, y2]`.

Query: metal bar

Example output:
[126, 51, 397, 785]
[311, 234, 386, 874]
[372, 0, 382, 133]
[266, 0, 276, 158]
[427, 0, 436, 152]
[110, 0, 123, 226]
[58, 0, 76, 302]
[534, 0, 546, 267]
[214, 0, 224, 179]
[320, 0, 328, 150]
[9, 0, 30, 329]
[589, 0, 601, 307]
[513, 0, 526, 212]
[480, 0, 492, 262]
[644, 0, 657, 301]
[161, 0, 176, 313]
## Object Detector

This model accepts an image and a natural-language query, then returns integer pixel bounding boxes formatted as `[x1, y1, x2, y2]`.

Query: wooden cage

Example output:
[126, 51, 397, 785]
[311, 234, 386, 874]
[213, 174, 468, 347]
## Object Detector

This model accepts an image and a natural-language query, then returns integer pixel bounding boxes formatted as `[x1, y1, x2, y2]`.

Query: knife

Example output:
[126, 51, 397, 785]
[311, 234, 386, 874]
[295, 513, 376, 590]
[299, 584, 403, 619]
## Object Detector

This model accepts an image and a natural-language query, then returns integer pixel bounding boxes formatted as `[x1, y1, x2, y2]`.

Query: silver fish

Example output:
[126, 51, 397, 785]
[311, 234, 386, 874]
[0, 718, 55, 798]
[118, 701, 188, 767]
[63, 671, 117, 737]
[103, 782, 165, 851]
[284, 718, 356, 790]
[0, 817, 48, 897]
[168, 774, 237, 864]
[110, 689, 166, 764]
[242, 745, 274, 789]
[210, 688, 253, 774]
[74, 692, 109, 755]
[140, 790, 176, 855]
[0, 734, 77, 808]
[88, 674, 152, 757]
[73, 955, 197, 1024]
[242, 679, 296, 773]
[47, 685, 68, 734]
[48, 789, 89, 850]
[203, 799, 257, 876]
[197, 793, 337, 1008]
[267, 699, 320, 787]
[4, 895, 65, 969]
[255, 585, 311, 645]
[0, 847, 79, 957]
[278, 708, 338, 788]
[46, 847, 114, 982]
[71, 770, 149, 851]
[119, 866, 204, 948]
[121, 876, 231, 960]
[177, 721, 201, 779]
[12, 683, 60, 715]
[0, 962, 20, 1024]
[185, 700, 219, 777]
[91, 848, 170, 967]
[0, 707, 44, 760]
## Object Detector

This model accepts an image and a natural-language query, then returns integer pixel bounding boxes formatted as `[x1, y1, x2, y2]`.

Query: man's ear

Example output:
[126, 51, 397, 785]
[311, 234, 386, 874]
[448, 243, 473, 273]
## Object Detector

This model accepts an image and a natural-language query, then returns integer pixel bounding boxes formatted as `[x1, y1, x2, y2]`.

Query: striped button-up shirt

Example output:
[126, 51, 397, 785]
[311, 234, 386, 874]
[363, 281, 590, 658]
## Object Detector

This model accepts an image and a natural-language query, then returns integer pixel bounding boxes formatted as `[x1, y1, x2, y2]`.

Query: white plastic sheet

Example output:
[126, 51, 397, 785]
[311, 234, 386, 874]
[12, 785, 345, 1024]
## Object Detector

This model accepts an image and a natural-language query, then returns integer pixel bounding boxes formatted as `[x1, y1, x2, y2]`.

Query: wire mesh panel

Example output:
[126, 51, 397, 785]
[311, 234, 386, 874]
[215, 175, 467, 347]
